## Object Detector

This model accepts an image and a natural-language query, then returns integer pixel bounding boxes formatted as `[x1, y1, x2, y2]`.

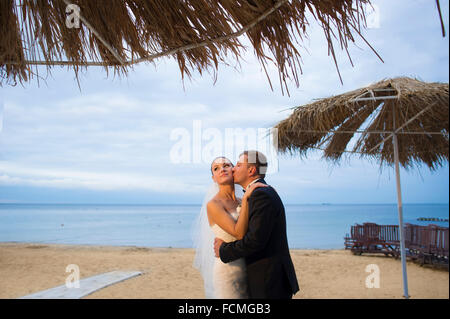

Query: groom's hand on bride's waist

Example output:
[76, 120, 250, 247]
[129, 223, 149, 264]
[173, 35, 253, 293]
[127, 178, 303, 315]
[214, 237, 224, 258]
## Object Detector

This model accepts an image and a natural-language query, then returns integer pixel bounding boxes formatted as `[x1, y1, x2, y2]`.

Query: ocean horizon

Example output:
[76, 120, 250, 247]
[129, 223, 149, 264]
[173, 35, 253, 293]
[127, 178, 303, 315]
[0, 203, 448, 250]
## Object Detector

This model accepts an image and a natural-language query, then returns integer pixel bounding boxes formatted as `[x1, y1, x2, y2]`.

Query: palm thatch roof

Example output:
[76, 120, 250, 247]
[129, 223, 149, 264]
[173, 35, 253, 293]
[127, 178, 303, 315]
[275, 77, 449, 169]
[1, 0, 382, 92]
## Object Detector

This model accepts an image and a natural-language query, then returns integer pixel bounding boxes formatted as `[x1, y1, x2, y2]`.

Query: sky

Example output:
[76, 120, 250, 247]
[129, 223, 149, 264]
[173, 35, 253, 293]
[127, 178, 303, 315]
[0, 0, 449, 205]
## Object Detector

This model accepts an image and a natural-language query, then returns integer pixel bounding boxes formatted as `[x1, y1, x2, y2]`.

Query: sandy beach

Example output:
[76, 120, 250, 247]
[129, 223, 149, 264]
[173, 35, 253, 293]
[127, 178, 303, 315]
[0, 242, 447, 299]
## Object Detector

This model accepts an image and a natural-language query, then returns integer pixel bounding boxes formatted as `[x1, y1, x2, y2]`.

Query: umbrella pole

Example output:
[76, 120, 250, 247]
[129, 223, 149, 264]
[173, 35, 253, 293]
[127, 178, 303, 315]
[393, 133, 409, 299]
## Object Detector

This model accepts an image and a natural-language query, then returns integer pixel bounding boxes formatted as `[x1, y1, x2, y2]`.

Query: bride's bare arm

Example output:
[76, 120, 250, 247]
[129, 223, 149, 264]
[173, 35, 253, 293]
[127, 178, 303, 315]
[207, 182, 268, 240]
[207, 201, 244, 239]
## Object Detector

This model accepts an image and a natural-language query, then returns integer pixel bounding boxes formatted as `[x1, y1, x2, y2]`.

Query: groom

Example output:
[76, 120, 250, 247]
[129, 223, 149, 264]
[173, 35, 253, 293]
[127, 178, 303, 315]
[214, 150, 299, 299]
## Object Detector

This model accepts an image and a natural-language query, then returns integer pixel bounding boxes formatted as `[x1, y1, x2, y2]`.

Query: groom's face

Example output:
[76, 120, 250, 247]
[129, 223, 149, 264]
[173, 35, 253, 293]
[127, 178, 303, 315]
[232, 154, 249, 184]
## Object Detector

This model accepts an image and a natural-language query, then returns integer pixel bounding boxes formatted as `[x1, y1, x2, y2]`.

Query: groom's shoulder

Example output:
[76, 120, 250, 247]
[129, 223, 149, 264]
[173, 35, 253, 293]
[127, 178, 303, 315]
[252, 183, 277, 198]
[255, 182, 284, 201]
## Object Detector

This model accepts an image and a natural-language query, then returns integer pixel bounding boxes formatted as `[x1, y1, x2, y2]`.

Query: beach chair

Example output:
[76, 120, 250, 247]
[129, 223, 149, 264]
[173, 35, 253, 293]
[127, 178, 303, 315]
[400, 224, 448, 265]
[346, 223, 400, 257]
[346, 222, 448, 266]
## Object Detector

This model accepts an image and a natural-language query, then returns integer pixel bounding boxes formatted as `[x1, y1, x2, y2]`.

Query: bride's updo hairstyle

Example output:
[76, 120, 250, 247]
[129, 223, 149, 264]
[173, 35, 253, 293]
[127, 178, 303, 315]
[210, 156, 234, 175]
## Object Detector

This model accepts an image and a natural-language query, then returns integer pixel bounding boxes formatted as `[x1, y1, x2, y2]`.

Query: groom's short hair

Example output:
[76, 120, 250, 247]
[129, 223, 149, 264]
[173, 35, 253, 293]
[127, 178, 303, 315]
[241, 150, 268, 178]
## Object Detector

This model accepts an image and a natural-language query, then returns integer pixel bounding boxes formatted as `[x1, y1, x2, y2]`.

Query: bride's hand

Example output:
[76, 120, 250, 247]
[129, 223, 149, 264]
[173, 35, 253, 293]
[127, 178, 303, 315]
[243, 182, 268, 200]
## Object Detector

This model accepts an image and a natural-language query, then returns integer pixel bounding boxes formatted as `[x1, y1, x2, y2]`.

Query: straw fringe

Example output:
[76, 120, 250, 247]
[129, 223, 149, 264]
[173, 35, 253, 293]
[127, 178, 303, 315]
[275, 77, 449, 170]
[1, 0, 375, 91]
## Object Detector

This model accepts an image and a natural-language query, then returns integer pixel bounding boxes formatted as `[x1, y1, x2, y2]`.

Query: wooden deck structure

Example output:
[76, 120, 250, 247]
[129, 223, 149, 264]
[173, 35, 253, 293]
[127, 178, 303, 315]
[344, 223, 449, 265]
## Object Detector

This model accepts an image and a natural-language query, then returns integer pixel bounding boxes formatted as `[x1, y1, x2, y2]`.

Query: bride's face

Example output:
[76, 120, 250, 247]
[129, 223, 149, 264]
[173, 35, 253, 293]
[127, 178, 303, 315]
[211, 157, 234, 185]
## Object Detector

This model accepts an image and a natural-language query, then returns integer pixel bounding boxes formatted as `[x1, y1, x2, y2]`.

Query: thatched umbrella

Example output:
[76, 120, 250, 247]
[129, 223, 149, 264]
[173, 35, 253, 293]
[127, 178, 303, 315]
[1, 0, 384, 92]
[2, 1, 445, 92]
[275, 76, 449, 298]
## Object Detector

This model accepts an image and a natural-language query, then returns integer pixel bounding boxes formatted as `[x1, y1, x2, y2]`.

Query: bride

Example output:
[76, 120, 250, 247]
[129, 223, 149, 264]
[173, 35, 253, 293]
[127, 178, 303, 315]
[192, 156, 266, 298]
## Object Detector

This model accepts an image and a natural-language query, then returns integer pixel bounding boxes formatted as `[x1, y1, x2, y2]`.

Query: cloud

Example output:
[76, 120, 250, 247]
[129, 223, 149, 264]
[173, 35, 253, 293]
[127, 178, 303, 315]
[0, 161, 203, 193]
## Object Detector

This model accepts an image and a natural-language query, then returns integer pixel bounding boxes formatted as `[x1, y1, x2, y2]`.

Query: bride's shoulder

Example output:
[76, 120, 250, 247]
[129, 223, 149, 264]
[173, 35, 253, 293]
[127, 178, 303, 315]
[207, 197, 221, 210]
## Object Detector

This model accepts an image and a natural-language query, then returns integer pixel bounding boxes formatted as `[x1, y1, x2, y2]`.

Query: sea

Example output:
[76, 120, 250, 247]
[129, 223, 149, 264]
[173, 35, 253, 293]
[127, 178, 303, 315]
[0, 203, 448, 249]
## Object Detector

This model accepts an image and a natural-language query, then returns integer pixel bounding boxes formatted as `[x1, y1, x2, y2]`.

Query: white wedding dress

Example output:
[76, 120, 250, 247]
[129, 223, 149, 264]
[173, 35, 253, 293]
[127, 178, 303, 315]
[211, 205, 248, 299]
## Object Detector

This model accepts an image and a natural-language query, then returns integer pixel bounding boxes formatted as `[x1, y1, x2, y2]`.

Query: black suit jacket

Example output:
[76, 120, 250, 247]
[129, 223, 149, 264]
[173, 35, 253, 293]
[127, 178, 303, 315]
[219, 179, 300, 299]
